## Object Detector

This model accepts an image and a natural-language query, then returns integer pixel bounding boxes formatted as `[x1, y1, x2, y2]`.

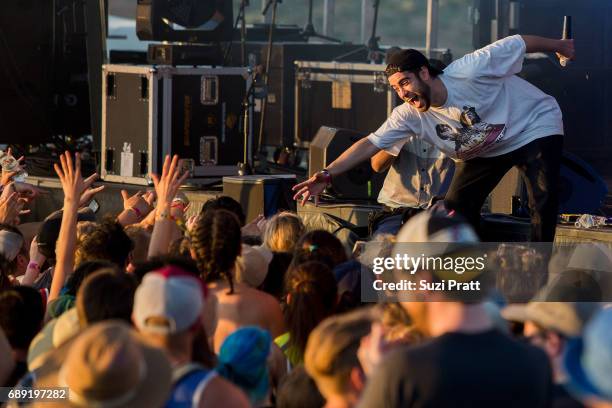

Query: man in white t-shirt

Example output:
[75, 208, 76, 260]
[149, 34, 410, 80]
[369, 138, 453, 236]
[293, 35, 574, 241]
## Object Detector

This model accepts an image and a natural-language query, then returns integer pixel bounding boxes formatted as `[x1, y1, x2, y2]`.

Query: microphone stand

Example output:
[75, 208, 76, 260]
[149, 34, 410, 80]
[238, 68, 257, 176]
[333, 0, 383, 63]
[257, 0, 280, 160]
[301, 0, 342, 43]
[222, 0, 249, 66]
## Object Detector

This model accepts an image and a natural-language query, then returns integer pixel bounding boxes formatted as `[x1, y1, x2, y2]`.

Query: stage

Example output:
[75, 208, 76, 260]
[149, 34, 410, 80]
[23, 175, 612, 246]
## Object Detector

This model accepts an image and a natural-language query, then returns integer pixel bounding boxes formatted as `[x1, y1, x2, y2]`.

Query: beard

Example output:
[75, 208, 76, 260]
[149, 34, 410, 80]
[404, 77, 432, 112]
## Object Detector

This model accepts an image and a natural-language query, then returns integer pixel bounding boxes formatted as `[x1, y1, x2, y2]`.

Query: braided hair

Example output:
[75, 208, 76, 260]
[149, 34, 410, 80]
[284, 261, 338, 361]
[190, 209, 241, 294]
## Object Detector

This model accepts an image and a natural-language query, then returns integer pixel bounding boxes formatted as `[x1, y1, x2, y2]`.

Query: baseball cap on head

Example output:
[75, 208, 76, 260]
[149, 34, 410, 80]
[385, 48, 444, 78]
[34, 320, 172, 408]
[0, 230, 24, 262]
[393, 211, 483, 284]
[563, 308, 612, 403]
[395, 210, 479, 247]
[132, 265, 206, 334]
[235, 244, 273, 288]
[217, 326, 272, 405]
[501, 302, 599, 337]
[37, 208, 96, 259]
[534, 270, 603, 303]
[27, 307, 81, 371]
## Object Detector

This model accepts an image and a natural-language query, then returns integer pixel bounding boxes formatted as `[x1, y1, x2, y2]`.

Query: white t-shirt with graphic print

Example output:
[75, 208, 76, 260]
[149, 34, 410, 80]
[367, 35, 564, 161]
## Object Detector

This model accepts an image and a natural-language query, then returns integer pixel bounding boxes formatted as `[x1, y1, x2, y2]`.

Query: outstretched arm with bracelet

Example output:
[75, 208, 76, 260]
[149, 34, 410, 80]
[292, 138, 381, 205]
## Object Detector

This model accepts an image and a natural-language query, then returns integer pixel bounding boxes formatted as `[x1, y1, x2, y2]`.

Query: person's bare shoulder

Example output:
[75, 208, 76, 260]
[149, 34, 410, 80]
[242, 285, 281, 310]
[199, 375, 251, 408]
[244, 287, 285, 335]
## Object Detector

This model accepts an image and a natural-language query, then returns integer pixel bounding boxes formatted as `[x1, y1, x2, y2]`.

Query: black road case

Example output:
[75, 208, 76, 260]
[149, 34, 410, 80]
[101, 64, 252, 185]
[294, 61, 400, 146]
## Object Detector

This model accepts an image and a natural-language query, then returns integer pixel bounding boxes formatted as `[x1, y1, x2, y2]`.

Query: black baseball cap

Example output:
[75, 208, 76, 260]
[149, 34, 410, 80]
[37, 208, 96, 260]
[385, 49, 444, 77]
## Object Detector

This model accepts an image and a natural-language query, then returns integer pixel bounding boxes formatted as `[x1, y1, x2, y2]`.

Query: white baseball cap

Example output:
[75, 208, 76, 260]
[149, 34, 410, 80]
[133, 266, 206, 334]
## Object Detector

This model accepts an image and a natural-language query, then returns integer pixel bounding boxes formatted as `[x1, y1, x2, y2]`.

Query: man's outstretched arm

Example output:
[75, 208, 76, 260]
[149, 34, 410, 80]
[293, 137, 380, 205]
[521, 35, 574, 60]
[328, 137, 381, 175]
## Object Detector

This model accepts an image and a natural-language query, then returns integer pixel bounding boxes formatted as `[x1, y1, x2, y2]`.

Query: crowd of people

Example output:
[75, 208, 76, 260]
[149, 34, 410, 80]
[1, 32, 611, 408]
[0, 151, 610, 408]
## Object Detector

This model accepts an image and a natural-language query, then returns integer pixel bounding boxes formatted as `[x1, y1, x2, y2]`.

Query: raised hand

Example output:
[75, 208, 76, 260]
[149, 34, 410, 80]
[6, 148, 24, 166]
[13, 182, 48, 200]
[186, 214, 200, 232]
[556, 38, 575, 64]
[121, 190, 154, 215]
[53, 151, 95, 205]
[150, 155, 189, 208]
[291, 173, 329, 206]
[147, 155, 189, 258]
[0, 191, 27, 225]
[20, 235, 46, 286]
[29, 235, 46, 266]
[78, 174, 105, 207]
[1, 147, 25, 186]
[241, 214, 265, 237]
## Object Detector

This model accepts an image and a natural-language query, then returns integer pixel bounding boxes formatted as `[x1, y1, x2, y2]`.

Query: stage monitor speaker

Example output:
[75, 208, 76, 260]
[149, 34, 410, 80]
[136, 0, 233, 43]
[489, 167, 526, 216]
[309, 126, 387, 201]
[488, 152, 608, 215]
[223, 175, 297, 223]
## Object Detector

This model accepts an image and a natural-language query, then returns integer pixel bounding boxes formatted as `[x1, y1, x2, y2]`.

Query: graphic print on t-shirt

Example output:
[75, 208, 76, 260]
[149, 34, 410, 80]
[435, 106, 505, 160]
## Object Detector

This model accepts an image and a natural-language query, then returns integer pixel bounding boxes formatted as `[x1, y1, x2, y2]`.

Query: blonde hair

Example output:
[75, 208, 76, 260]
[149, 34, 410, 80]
[73, 221, 98, 266]
[379, 303, 424, 343]
[262, 212, 305, 253]
[304, 309, 373, 398]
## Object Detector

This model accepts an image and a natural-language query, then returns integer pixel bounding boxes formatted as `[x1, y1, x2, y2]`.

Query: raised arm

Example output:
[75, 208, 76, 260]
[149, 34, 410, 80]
[147, 155, 188, 258]
[117, 190, 155, 227]
[292, 137, 380, 205]
[49, 152, 97, 303]
[521, 35, 574, 60]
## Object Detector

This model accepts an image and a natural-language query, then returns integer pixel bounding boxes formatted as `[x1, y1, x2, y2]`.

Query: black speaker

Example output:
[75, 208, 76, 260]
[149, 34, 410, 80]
[136, 0, 233, 43]
[223, 175, 297, 223]
[309, 126, 387, 201]
[489, 167, 526, 216]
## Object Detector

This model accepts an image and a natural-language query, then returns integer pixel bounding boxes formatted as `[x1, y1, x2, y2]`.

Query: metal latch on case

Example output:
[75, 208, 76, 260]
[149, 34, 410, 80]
[200, 75, 219, 105]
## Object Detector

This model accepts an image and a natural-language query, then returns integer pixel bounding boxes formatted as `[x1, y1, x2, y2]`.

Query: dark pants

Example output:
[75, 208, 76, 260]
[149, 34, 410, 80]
[445, 135, 563, 242]
[369, 207, 423, 237]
